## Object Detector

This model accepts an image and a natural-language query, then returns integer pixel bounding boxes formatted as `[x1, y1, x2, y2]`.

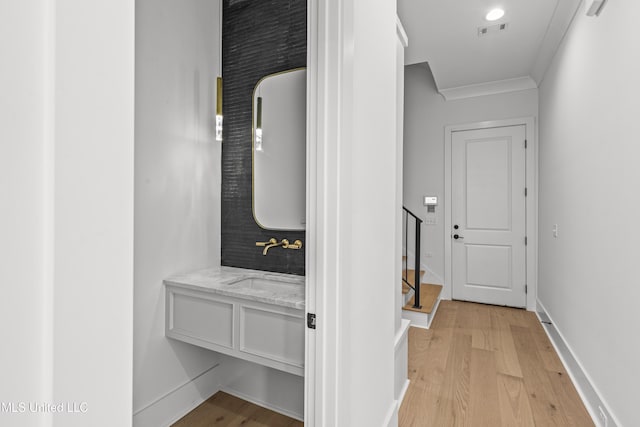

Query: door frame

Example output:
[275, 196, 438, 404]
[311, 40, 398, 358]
[444, 117, 538, 311]
[306, 0, 400, 425]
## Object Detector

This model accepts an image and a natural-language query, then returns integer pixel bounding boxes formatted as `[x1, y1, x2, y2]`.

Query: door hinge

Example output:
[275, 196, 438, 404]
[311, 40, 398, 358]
[525, 284, 528, 294]
[524, 139, 528, 149]
[307, 313, 316, 329]
[525, 236, 528, 245]
[525, 187, 528, 197]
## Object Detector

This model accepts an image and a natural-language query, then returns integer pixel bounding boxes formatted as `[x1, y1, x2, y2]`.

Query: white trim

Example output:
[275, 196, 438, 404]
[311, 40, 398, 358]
[444, 117, 538, 311]
[312, 2, 399, 425]
[530, 0, 582, 85]
[222, 387, 304, 422]
[394, 318, 411, 348]
[439, 77, 537, 101]
[382, 402, 399, 427]
[402, 297, 441, 329]
[394, 319, 411, 409]
[402, 310, 430, 330]
[132, 364, 222, 427]
[305, 0, 318, 424]
[396, 16, 409, 48]
[397, 379, 410, 409]
[429, 297, 442, 328]
[536, 300, 620, 427]
[307, 1, 347, 425]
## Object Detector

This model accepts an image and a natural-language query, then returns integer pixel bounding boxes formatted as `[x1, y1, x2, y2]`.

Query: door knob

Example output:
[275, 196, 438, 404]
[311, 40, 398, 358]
[454, 224, 459, 230]
[453, 234, 464, 240]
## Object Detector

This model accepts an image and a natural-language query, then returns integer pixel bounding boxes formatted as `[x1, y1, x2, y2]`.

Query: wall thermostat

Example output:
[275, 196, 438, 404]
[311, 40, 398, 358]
[423, 196, 438, 206]
[423, 196, 437, 216]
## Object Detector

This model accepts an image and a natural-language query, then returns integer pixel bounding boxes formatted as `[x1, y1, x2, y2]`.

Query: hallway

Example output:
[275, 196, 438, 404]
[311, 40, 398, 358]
[399, 301, 593, 426]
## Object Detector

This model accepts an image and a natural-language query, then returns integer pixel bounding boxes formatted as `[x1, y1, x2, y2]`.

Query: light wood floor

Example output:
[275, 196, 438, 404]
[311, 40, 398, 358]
[172, 392, 303, 427]
[399, 300, 594, 426]
[172, 301, 592, 426]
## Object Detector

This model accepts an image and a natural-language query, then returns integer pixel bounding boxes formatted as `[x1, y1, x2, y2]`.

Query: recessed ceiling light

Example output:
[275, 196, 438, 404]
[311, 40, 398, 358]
[486, 8, 505, 21]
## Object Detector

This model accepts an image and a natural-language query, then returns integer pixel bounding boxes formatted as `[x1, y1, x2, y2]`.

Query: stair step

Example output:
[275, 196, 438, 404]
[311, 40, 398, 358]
[402, 281, 411, 294]
[401, 269, 426, 294]
[402, 283, 443, 315]
[402, 269, 425, 287]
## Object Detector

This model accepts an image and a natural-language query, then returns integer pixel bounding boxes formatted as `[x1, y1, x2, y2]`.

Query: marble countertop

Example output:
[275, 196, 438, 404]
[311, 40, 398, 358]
[164, 266, 305, 310]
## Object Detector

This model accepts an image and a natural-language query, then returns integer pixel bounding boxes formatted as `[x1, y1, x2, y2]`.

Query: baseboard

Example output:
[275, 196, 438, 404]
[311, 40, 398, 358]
[394, 319, 411, 407]
[426, 297, 441, 328]
[394, 318, 411, 348]
[133, 364, 222, 427]
[536, 300, 620, 427]
[383, 400, 399, 427]
[397, 379, 410, 409]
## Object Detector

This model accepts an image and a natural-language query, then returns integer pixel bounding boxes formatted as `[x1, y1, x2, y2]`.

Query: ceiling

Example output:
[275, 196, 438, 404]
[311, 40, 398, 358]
[397, 0, 582, 99]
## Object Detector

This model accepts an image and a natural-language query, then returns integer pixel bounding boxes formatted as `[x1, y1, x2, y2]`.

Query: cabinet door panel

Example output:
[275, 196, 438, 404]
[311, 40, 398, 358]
[170, 292, 234, 349]
[240, 305, 304, 367]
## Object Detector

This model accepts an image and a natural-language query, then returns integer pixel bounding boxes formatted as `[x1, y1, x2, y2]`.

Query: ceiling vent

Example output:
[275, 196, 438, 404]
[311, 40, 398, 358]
[478, 22, 509, 37]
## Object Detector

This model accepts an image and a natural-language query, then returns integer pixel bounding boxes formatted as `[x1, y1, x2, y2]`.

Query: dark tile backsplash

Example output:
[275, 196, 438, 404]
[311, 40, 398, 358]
[221, 0, 306, 275]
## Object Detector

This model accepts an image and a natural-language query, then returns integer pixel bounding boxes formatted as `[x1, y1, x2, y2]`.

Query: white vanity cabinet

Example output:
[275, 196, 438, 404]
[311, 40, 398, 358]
[165, 269, 305, 376]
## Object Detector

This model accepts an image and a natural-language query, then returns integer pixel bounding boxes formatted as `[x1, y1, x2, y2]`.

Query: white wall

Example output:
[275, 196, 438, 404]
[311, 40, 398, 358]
[134, 0, 222, 419]
[403, 64, 538, 287]
[52, 1, 135, 426]
[538, 2, 640, 426]
[2, 2, 135, 426]
[0, 2, 47, 425]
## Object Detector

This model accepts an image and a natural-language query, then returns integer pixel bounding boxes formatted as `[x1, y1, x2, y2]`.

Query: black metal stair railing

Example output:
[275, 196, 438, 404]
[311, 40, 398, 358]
[402, 206, 423, 309]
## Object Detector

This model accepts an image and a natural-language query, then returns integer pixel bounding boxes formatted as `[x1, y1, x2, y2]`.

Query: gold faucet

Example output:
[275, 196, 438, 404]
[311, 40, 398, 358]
[263, 239, 286, 255]
[255, 238, 284, 255]
[283, 239, 303, 250]
[256, 238, 276, 255]
[255, 238, 303, 255]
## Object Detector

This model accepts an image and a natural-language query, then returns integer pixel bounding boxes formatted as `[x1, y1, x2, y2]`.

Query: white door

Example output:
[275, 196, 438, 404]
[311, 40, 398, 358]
[451, 125, 527, 308]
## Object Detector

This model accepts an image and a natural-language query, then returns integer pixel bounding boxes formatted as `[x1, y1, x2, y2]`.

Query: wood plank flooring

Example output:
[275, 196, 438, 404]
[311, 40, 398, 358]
[399, 300, 594, 427]
[171, 392, 303, 427]
[172, 301, 591, 426]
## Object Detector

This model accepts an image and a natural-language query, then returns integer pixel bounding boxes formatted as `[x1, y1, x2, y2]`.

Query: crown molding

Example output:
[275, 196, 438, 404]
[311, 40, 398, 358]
[438, 76, 537, 101]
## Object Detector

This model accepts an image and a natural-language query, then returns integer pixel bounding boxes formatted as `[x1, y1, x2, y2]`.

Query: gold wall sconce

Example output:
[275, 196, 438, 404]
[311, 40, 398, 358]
[216, 76, 223, 141]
